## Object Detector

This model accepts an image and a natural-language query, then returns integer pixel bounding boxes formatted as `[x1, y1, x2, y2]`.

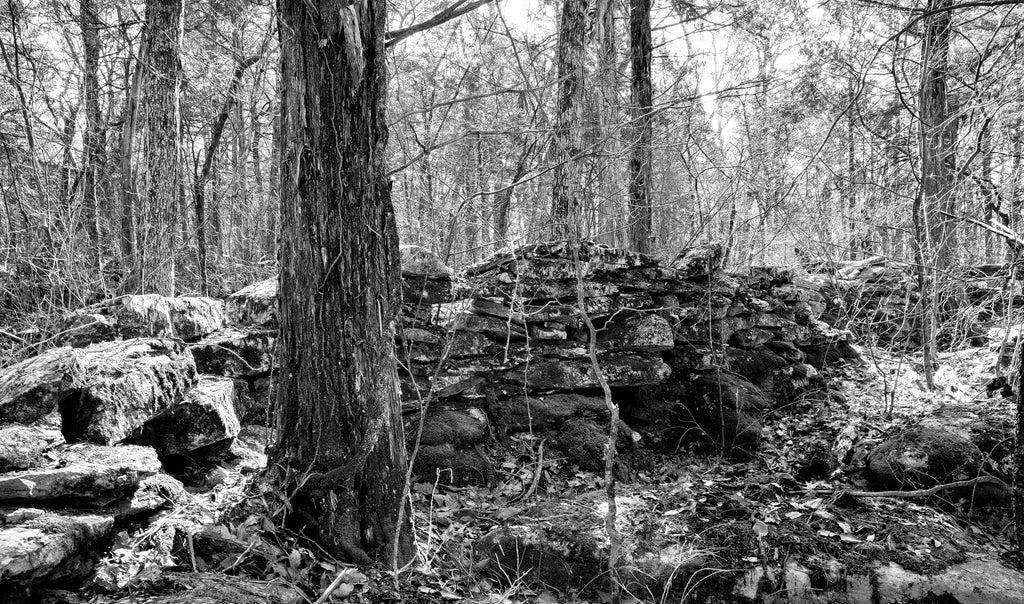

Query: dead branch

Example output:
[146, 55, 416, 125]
[834, 476, 1009, 499]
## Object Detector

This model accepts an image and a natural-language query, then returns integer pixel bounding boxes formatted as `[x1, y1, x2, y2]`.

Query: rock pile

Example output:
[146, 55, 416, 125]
[0, 294, 271, 595]
[812, 256, 1019, 350]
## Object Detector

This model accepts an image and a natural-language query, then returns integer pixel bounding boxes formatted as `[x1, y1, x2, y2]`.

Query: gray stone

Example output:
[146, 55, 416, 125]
[133, 376, 240, 457]
[61, 295, 225, 345]
[190, 328, 276, 377]
[601, 313, 674, 352]
[500, 352, 671, 390]
[225, 277, 277, 326]
[670, 243, 723, 279]
[401, 244, 454, 278]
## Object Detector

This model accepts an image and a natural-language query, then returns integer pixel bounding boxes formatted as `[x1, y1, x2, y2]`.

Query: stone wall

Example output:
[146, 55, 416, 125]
[390, 242, 856, 483]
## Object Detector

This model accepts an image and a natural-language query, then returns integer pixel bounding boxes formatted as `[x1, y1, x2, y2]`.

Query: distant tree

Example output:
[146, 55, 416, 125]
[271, 0, 414, 564]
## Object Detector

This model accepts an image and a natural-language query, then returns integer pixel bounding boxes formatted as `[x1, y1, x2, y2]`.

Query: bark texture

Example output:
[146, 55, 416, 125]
[628, 0, 653, 255]
[136, 0, 184, 295]
[272, 0, 414, 564]
[550, 0, 587, 240]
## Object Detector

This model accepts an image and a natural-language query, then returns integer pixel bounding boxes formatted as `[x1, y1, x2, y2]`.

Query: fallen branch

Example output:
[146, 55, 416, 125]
[827, 476, 1010, 499]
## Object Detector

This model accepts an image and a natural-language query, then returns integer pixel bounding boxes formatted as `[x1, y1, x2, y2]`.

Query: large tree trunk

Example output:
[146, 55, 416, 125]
[272, 0, 414, 565]
[550, 0, 587, 240]
[136, 0, 184, 295]
[81, 0, 103, 245]
[920, 0, 957, 270]
[628, 0, 653, 254]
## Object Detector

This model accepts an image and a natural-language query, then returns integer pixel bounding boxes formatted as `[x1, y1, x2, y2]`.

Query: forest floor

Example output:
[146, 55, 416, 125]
[372, 344, 1015, 603]
[34, 340, 1018, 604]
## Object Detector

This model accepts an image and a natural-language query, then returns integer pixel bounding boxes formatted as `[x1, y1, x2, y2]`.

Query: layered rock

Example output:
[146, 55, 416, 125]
[0, 444, 160, 506]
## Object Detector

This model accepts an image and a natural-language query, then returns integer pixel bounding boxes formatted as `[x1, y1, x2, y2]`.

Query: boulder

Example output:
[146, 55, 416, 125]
[414, 408, 488, 448]
[475, 491, 709, 595]
[549, 417, 638, 472]
[132, 376, 240, 457]
[225, 277, 277, 327]
[412, 444, 491, 485]
[0, 425, 63, 472]
[0, 509, 114, 587]
[61, 339, 198, 445]
[0, 444, 160, 506]
[189, 328, 275, 377]
[0, 346, 83, 425]
[867, 427, 985, 490]
[685, 373, 771, 455]
[491, 393, 608, 435]
[401, 244, 454, 278]
[61, 295, 225, 345]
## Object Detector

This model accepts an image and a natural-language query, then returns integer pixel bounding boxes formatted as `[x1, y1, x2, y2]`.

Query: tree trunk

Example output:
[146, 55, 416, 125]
[550, 0, 587, 241]
[81, 0, 103, 244]
[595, 0, 620, 246]
[136, 0, 184, 295]
[628, 0, 653, 254]
[272, 0, 414, 565]
[919, 0, 957, 270]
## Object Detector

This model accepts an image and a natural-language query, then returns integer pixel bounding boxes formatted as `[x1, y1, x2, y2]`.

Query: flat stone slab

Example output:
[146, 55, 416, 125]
[0, 443, 160, 506]
[0, 509, 114, 586]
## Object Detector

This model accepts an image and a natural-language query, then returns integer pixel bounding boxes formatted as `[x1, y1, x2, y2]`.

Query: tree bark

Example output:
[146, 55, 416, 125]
[628, 0, 653, 254]
[272, 0, 414, 565]
[136, 0, 184, 295]
[550, 0, 587, 241]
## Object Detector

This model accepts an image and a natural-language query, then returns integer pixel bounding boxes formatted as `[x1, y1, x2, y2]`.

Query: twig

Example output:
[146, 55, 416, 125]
[0, 329, 25, 344]
[522, 439, 545, 501]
